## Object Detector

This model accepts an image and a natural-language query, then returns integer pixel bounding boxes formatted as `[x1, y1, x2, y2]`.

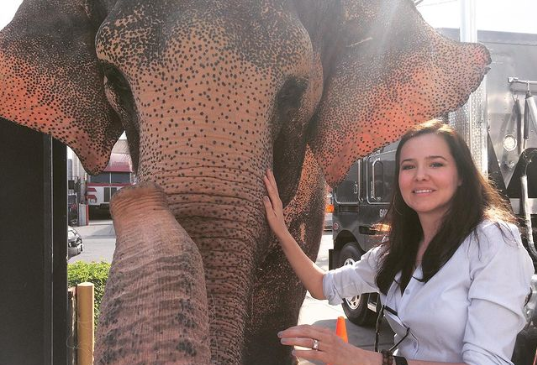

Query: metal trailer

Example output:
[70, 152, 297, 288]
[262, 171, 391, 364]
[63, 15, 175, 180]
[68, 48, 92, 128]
[330, 29, 537, 362]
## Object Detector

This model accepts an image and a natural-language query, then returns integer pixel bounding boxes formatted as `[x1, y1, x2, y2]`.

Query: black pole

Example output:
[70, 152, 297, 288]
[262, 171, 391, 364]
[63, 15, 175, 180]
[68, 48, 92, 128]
[0, 118, 68, 365]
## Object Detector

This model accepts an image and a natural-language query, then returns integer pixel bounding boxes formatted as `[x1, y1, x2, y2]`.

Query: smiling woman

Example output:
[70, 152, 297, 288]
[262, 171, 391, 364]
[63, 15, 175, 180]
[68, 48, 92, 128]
[377, 120, 523, 288]
[264, 120, 534, 365]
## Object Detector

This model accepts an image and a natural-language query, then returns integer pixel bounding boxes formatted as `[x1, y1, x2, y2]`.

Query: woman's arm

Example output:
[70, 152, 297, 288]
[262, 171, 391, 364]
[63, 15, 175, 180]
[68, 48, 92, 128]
[461, 222, 533, 365]
[278, 324, 467, 365]
[263, 169, 326, 299]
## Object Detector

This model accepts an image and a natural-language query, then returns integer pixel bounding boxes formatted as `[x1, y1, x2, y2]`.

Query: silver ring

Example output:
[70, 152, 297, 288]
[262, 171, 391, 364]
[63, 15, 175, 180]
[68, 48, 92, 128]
[312, 339, 319, 351]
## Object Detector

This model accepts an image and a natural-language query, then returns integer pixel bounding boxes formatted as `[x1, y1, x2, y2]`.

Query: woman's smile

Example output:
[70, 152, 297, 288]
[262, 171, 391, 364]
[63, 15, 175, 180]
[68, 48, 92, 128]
[413, 189, 434, 194]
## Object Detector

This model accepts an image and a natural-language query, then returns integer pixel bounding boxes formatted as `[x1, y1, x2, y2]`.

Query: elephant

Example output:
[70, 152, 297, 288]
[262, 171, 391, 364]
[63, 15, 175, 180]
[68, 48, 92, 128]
[0, 0, 490, 364]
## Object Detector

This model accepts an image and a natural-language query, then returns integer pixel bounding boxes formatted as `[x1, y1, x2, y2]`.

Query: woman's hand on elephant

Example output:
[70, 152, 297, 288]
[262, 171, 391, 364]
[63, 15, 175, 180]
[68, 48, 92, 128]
[263, 169, 290, 241]
[278, 324, 374, 365]
[263, 169, 328, 300]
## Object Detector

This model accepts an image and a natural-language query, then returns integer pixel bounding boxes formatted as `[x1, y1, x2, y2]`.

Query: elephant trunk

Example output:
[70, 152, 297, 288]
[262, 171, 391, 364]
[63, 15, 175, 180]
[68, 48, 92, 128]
[95, 182, 210, 365]
[161, 174, 269, 364]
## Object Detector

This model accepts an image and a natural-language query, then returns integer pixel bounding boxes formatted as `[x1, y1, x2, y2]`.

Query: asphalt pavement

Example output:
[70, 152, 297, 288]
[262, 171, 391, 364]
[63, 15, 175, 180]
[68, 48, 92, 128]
[70, 220, 394, 364]
[68, 219, 116, 263]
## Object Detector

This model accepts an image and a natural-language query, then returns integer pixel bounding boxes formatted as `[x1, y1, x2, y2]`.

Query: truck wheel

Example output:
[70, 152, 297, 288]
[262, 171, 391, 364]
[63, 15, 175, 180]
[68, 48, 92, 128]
[338, 242, 377, 327]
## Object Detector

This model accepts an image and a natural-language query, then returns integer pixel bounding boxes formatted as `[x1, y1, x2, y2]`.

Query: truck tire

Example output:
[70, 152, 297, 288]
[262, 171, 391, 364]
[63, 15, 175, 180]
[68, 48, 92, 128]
[337, 242, 377, 327]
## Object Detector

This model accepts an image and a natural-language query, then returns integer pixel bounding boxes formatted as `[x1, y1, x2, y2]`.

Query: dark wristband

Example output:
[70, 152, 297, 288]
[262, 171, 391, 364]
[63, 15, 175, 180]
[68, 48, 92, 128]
[381, 350, 393, 365]
[394, 356, 408, 365]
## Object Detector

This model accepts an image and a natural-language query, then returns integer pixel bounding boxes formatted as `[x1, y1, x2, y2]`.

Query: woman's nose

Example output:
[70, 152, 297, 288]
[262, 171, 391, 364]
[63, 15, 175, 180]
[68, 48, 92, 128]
[414, 166, 428, 180]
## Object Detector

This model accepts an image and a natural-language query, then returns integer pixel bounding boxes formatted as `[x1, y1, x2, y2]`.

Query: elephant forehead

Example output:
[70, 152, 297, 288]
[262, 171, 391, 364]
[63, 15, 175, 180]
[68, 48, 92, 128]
[95, 1, 314, 79]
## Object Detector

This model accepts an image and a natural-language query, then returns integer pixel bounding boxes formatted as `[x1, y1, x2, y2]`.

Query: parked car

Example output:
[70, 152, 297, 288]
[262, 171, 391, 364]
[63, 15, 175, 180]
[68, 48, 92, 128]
[68, 226, 84, 258]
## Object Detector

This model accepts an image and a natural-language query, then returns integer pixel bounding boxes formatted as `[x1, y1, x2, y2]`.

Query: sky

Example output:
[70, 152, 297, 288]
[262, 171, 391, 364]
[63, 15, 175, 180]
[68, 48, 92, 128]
[1, 0, 537, 33]
[418, 0, 537, 34]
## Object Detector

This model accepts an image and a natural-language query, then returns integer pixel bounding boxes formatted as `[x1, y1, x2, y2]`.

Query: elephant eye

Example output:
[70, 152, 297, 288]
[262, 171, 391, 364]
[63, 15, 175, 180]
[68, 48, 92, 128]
[276, 78, 308, 118]
[278, 78, 307, 103]
[102, 64, 131, 93]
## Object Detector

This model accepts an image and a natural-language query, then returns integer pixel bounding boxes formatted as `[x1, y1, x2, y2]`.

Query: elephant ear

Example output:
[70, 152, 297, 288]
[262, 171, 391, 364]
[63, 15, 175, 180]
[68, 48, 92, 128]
[308, 0, 490, 186]
[0, 0, 122, 174]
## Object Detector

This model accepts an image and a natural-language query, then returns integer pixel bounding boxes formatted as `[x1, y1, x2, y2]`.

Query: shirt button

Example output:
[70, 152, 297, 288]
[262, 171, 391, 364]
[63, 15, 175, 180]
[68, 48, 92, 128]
[405, 289, 410, 295]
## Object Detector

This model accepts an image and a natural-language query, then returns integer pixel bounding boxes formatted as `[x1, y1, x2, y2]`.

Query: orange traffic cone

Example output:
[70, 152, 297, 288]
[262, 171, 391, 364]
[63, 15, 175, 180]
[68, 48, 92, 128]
[335, 316, 348, 343]
[328, 317, 349, 365]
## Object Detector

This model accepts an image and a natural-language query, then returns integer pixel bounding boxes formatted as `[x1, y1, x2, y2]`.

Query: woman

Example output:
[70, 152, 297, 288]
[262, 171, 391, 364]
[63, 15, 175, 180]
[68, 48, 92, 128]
[263, 120, 534, 365]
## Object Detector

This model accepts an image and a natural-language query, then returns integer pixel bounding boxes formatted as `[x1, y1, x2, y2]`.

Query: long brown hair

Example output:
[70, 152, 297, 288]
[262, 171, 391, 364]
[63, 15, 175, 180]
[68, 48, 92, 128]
[376, 120, 516, 294]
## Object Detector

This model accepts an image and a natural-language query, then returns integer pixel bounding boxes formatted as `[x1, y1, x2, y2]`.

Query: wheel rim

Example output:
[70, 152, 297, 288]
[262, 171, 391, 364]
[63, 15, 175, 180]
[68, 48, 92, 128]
[343, 257, 360, 310]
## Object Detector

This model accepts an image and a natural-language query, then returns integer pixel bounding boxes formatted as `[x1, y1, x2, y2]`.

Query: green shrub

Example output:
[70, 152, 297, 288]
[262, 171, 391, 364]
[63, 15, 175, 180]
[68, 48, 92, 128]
[67, 261, 111, 325]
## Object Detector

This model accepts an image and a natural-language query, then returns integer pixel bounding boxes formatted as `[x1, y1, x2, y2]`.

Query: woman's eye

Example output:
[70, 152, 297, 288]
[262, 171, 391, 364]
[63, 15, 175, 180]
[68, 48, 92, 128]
[431, 162, 445, 168]
[401, 165, 414, 170]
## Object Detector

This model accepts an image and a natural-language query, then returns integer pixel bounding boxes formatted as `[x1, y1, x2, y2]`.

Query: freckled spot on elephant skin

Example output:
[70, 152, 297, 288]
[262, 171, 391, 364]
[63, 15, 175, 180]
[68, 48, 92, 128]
[174, 311, 197, 329]
[99, 328, 120, 363]
[177, 297, 196, 314]
[177, 340, 198, 357]
[299, 223, 307, 242]
[105, 297, 123, 325]
[102, 328, 119, 347]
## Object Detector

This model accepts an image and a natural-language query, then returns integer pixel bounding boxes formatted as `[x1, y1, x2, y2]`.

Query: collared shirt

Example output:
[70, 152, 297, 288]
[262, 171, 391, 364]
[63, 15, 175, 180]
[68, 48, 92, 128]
[323, 220, 534, 365]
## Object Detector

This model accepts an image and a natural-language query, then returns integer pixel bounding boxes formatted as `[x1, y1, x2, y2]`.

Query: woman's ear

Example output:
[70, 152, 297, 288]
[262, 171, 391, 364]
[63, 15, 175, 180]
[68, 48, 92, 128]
[308, 0, 490, 186]
[0, 0, 123, 174]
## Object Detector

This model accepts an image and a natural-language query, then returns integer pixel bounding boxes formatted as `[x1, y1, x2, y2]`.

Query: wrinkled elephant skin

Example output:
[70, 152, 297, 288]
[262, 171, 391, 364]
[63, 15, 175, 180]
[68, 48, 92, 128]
[97, 182, 210, 364]
[0, 0, 490, 364]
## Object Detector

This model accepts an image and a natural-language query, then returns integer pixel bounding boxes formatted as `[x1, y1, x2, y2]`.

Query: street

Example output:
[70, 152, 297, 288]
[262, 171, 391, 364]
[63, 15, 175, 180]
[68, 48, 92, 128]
[70, 219, 394, 363]
[69, 219, 116, 263]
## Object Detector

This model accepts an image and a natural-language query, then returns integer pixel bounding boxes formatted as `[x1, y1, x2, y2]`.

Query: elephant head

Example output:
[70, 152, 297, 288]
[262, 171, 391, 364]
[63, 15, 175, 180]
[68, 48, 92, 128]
[0, 0, 490, 364]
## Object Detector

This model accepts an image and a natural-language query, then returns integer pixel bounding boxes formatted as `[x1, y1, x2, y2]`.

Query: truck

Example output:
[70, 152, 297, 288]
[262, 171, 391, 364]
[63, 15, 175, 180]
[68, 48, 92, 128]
[329, 28, 537, 360]
[85, 152, 134, 216]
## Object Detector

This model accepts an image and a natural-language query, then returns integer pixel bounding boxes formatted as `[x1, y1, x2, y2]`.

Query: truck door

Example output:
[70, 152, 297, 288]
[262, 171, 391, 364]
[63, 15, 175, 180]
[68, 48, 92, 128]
[360, 144, 398, 237]
[366, 147, 397, 206]
[334, 161, 361, 204]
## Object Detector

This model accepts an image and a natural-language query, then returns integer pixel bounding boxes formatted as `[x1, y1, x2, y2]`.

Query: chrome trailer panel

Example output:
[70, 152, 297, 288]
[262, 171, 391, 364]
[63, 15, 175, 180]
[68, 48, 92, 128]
[484, 36, 537, 188]
[439, 29, 537, 189]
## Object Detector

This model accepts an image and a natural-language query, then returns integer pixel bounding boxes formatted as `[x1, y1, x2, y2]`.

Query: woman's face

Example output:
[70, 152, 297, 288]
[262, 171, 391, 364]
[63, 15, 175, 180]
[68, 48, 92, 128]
[398, 133, 461, 225]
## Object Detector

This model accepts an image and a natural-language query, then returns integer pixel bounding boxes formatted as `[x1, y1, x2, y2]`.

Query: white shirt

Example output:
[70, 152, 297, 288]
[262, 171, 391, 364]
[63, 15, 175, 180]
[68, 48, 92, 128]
[323, 220, 534, 365]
